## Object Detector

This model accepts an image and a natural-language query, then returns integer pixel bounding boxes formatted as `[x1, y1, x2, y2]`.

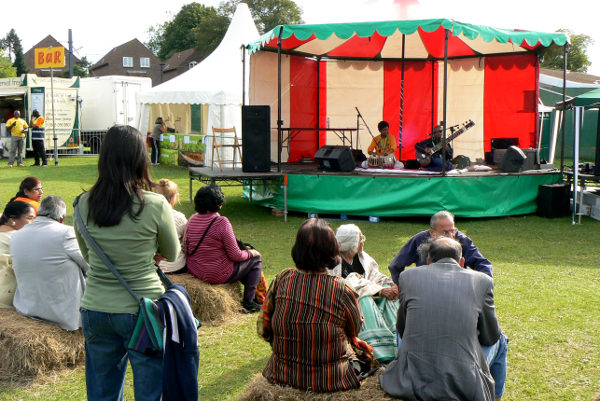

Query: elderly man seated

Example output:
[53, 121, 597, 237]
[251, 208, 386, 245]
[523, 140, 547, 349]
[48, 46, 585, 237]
[10, 196, 88, 330]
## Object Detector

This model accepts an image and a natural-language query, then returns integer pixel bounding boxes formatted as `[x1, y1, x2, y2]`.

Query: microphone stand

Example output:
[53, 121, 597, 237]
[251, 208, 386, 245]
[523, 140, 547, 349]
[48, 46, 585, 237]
[355, 107, 382, 154]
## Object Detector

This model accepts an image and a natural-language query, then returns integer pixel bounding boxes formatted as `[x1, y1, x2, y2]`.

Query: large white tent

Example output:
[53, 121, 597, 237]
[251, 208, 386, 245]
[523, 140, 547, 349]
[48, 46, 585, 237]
[136, 3, 259, 164]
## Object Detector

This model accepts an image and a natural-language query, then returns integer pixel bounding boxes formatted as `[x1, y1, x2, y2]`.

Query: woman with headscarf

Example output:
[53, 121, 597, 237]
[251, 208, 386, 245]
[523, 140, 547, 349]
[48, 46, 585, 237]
[332, 223, 399, 363]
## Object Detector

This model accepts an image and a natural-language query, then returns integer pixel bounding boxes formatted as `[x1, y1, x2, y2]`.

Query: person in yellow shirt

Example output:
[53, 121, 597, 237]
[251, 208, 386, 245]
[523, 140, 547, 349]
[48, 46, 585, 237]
[367, 120, 396, 157]
[30, 110, 47, 167]
[6, 111, 28, 167]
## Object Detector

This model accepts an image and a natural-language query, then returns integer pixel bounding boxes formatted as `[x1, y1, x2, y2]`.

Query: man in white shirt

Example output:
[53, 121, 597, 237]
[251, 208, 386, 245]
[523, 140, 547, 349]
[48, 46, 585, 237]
[10, 196, 88, 330]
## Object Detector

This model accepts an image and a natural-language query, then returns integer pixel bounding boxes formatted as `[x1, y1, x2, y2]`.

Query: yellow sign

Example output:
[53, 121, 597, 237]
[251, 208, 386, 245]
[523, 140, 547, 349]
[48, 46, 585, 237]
[34, 47, 66, 69]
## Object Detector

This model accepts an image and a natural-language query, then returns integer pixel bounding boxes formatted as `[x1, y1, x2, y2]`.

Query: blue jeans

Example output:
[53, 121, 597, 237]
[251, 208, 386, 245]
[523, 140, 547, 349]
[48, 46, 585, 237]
[426, 155, 453, 171]
[81, 309, 163, 401]
[398, 332, 508, 399]
[482, 332, 508, 399]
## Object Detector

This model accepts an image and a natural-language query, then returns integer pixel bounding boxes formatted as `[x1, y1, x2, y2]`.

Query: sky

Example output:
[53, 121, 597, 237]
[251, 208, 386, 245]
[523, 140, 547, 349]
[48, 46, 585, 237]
[11, 0, 600, 76]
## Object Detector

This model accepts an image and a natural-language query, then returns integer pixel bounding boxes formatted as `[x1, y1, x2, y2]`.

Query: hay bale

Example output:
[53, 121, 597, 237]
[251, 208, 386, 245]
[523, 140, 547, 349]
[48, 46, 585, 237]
[169, 273, 244, 324]
[236, 371, 399, 401]
[0, 309, 85, 376]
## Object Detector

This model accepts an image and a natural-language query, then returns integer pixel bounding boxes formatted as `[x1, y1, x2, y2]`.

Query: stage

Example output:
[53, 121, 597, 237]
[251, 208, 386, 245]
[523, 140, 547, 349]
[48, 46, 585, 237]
[190, 163, 563, 218]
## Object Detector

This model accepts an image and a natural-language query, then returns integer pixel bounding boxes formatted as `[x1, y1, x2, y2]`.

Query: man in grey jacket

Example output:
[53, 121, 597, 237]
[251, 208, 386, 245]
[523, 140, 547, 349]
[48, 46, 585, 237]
[380, 237, 506, 401]
[10, 196, 88, 330]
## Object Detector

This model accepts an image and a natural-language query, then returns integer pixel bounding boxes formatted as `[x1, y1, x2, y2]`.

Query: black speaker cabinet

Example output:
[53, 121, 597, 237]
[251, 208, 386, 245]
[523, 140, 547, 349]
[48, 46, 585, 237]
[537, 184, 570, 218]
[242, 105, 271, 172]
[499, 146, 526, 172]
[314, 146, 355, 172]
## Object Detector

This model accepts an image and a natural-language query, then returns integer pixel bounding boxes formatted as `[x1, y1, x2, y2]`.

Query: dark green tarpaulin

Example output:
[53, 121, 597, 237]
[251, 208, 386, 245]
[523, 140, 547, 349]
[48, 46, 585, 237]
[250, 172, 562, 218]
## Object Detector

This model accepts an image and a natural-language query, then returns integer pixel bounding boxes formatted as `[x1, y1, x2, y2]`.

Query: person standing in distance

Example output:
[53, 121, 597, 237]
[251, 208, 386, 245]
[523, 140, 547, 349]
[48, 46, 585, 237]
[6, 111, 28, 167]
[30, 110, 47, 167]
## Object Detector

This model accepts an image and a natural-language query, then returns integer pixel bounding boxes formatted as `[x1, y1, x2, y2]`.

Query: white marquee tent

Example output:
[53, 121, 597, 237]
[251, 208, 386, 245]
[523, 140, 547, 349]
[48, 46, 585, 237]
[136, 3, 259, 165]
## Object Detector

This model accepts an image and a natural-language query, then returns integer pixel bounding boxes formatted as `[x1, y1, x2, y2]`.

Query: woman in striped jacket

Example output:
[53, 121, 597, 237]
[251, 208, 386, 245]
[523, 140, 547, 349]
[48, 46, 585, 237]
[258, 218, 370, 392]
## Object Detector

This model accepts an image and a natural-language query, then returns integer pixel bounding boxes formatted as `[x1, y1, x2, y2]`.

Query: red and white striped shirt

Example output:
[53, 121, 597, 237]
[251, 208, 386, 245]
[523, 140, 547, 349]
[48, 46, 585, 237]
[185, 212, 250, 284]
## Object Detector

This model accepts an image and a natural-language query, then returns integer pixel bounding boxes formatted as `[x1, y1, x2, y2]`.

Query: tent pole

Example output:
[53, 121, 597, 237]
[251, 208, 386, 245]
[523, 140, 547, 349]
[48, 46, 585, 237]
[241, 45, 246, 106]
[316, 56, 321, 151]
[399, 34, 405, 160]
[560, 43, 568, 173]
[277, 27, 283, 172]
[595, 107, 600, 175]
[441, 29, 449, 176]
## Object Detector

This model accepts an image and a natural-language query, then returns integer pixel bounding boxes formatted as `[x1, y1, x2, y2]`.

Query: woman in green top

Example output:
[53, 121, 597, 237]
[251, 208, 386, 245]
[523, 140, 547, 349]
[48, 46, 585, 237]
[74, 125, 179, 401]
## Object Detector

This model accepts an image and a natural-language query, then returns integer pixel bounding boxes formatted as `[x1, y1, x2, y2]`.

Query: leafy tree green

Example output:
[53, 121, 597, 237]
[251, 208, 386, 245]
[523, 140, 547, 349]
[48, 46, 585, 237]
[62, 56, 92, 78]
[541, 29, 594, 73]
[0, 52, 16, 77]
[146, 24, 166, 56]
[218, 0, 303, 33]
[155, 3, 228, 61]
[4, 29, 28, 75]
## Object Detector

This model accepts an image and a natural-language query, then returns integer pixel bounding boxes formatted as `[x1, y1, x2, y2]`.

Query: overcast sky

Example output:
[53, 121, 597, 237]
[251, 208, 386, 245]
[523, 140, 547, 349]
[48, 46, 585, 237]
[12, 0, 600, 76]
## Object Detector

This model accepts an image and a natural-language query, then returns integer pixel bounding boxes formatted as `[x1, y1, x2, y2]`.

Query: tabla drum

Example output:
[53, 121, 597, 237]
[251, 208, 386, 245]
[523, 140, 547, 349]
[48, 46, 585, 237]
[368, 155, 383, 168]
[382, 155, 396, 169]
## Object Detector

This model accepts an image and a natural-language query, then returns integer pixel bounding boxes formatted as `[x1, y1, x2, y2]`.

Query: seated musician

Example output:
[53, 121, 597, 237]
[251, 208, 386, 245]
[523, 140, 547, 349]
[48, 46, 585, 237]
[415, 124, 453, 171]
[368, 121, 396, 156]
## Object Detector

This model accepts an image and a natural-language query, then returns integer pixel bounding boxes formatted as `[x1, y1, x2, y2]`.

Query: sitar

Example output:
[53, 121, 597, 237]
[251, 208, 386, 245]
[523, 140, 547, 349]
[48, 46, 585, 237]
[415, 120, 475, 164]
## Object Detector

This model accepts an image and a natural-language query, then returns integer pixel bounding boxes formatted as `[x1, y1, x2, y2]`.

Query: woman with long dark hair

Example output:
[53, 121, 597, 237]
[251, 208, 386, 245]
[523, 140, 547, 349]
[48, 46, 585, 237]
[74, 125, 179, 400]
[10, 176, 43, 214]
[0, 201, 35, 307]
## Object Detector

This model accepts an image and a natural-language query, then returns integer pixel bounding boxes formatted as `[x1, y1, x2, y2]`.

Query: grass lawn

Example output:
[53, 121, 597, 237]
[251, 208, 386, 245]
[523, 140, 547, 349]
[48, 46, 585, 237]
[0, 156, 599, 400]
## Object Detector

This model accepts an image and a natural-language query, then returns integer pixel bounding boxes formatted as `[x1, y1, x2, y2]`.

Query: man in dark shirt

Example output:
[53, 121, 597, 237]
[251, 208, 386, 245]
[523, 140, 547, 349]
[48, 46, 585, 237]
[415, 124, 453, 171]
[389, 210, 492, 284]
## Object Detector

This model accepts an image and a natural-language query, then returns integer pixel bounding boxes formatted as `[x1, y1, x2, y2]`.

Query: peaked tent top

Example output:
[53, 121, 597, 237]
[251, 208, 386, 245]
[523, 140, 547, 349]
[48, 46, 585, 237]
[559, 87, 600, 108]
[138, 3, 259, 105]
[248, 19, 569, 60]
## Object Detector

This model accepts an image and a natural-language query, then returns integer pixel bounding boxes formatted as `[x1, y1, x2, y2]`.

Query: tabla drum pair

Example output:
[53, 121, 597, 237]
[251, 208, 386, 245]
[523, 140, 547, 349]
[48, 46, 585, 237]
[367, 155, 396, 169]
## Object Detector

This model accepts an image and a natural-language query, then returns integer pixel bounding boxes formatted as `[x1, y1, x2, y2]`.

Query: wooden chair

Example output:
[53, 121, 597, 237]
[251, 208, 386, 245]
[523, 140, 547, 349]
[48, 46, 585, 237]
[211, 127, 243, 171]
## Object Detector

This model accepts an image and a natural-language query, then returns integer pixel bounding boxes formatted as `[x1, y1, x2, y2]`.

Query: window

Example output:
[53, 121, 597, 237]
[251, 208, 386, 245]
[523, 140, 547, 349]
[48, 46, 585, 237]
[123, 57, 133, 67]
[140, 57, 150, 68]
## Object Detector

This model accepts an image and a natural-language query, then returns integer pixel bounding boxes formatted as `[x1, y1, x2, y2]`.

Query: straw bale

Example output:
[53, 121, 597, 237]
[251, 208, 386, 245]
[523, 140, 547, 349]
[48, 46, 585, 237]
[236, 371, 399, 401]
[169, 273, 244, 325]
[0, 308, 85, 377]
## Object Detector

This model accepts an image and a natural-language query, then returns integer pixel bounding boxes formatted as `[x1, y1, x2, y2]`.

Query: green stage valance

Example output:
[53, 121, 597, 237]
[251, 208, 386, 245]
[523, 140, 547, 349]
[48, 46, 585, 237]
[249, 172, 563, 218]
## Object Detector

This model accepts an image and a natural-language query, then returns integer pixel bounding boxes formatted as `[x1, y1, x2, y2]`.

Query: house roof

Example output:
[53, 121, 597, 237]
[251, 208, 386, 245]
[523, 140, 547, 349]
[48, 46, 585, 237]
[162, 48, 204, 72]
[90, 38, 158, 70]
[24, 34, 81, 65]
[540, 68, 600, 85]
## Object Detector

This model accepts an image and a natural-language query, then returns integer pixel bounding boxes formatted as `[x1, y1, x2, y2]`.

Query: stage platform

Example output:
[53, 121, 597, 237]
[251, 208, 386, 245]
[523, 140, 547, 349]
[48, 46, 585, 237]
[243, 163, 564, 218]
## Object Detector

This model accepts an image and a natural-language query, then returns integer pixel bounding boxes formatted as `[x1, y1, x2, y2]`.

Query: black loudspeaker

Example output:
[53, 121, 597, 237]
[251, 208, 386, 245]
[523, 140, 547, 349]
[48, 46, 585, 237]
[499, 146, 526, 172]
[314, 146, 355, 172]
[242, 105, 271, 172]
[537, 184, 570, 218]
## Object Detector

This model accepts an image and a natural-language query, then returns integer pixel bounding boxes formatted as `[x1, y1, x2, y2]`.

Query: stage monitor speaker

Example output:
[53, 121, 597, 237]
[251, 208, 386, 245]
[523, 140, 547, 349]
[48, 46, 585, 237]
[242, 105, 270, 172]
[314, 145, 355, 172]
[499, 145, 526, 172]
[537, 184, 570, 218]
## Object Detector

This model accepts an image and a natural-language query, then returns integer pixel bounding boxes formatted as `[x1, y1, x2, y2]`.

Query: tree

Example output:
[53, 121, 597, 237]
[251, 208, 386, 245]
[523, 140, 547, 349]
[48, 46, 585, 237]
[146, 24, 166, 56]
[540, 29, 594, 73]
[62, 56, 93, 78]
[218, 0, 303, 33]
[0, 52, 16, 78]
[155, 3, 229, 61]
[4, 29, 28, 75]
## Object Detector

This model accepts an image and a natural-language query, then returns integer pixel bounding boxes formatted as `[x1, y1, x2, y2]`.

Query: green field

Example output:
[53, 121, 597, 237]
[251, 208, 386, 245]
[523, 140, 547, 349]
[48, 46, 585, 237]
[0, 157, 599, 401]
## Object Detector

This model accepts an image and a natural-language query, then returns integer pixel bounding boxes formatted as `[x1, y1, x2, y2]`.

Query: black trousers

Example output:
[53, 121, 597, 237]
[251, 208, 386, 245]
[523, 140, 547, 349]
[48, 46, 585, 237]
[32, 140, 47, 165]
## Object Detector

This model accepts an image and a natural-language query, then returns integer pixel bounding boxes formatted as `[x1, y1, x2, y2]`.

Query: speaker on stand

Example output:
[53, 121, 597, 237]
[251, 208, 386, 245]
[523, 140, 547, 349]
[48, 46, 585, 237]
[242, 105, 271, 172]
